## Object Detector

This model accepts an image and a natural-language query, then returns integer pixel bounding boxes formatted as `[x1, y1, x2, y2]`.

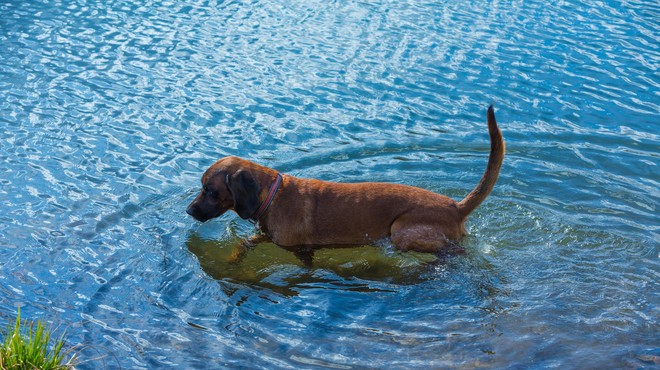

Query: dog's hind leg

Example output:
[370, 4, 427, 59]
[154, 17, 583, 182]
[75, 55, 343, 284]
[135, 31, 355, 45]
[390, 219, 449, 253]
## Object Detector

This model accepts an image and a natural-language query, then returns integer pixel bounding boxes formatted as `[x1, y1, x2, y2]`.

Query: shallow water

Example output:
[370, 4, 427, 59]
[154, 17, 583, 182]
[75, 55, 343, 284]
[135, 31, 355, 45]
[1, 0, 658, 368]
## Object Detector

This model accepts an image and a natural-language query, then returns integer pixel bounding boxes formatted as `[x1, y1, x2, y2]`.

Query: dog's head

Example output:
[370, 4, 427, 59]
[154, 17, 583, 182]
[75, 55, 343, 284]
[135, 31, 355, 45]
[186, 157, 263, 222]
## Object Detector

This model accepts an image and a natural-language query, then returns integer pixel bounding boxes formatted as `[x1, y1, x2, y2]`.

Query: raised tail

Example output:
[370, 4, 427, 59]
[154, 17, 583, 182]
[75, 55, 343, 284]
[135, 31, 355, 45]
[457, 105, 505, 220]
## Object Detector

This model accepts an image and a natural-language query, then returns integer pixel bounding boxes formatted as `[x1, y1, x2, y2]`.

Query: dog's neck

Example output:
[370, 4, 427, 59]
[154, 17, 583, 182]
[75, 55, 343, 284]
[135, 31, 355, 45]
[248, 173, 283, 224]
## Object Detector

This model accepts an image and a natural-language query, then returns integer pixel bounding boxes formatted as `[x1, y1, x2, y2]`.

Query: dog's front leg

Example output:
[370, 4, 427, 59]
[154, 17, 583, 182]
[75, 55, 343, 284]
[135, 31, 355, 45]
[292, 248, 315, 268]
[227, 233, 270, 263]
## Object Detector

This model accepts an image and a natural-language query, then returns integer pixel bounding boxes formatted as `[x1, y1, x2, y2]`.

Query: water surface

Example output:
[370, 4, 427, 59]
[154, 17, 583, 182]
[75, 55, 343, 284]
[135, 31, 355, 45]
[1, 0, 658, 368]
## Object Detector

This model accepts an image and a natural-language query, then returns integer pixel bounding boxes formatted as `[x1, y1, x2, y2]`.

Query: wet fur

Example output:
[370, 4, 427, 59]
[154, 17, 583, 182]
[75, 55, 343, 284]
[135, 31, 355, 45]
[187, 106, 504, 263]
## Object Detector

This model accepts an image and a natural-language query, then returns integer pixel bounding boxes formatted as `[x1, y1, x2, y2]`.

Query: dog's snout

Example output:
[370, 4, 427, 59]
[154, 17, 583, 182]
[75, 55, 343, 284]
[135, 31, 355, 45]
[186, 202, 197, 218]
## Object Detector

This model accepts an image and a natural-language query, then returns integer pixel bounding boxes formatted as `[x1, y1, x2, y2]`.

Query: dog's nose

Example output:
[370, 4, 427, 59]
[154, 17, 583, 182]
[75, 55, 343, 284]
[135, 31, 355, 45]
[186, 206, 194, 216]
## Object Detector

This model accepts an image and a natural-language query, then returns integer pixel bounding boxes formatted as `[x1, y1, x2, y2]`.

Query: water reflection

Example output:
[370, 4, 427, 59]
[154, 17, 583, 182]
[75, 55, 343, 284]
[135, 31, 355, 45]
[182, 227, 515, 368]
[3, 0, 657, 365]
[185, 229, 509, 308]
[185, 231, 447, 294]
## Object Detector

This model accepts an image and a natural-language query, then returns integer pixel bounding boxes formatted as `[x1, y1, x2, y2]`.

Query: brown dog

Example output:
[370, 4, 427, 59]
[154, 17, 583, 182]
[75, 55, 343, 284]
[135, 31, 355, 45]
[187, 105, 504, 263]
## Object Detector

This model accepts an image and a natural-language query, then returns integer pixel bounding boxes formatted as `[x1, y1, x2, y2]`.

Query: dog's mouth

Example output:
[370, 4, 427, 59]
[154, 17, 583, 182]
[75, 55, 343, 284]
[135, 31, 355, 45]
[186, 206, 205, 222]
[186, 204, 227, 222]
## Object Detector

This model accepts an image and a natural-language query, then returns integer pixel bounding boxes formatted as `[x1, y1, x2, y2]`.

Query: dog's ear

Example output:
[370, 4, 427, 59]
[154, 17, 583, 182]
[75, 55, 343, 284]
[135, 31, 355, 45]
[227, 169, 260, 220]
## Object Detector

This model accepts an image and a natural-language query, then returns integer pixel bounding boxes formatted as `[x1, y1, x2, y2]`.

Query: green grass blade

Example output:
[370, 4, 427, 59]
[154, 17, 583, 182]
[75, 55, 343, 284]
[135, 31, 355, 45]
[0, 308, 74, 370]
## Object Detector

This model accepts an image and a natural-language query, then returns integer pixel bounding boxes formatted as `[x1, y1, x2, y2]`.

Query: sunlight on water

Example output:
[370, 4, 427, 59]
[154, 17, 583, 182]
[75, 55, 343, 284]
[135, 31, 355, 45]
[0, 0, 658, 368]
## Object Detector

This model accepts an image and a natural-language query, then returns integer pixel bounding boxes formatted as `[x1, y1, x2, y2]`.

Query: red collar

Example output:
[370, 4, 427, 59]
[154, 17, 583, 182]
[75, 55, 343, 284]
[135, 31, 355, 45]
[249, 173, 283, 224]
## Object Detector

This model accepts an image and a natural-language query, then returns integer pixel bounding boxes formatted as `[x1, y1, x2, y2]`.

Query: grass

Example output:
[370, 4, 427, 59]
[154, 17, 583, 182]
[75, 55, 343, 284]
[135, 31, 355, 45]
[0, 308, 75, 370]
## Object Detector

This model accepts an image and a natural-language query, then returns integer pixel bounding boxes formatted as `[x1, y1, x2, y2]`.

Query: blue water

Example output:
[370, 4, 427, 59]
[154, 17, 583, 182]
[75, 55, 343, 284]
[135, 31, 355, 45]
[1, 0, 658, 368]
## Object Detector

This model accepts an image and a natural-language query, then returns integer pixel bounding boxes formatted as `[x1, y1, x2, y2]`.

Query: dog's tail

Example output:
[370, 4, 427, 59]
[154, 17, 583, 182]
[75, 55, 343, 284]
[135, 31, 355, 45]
[457, 105, 505, 220]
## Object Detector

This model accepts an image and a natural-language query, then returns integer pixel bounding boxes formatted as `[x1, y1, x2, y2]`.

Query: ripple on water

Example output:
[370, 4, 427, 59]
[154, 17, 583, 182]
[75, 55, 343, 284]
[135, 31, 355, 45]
[0, 0, 658, 368]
